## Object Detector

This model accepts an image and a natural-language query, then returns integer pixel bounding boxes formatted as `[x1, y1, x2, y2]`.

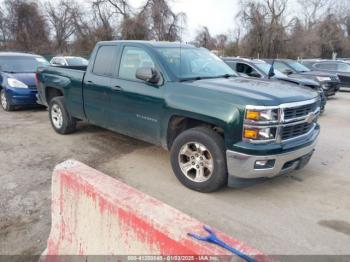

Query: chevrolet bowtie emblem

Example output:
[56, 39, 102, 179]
[305, 112, 315, 124]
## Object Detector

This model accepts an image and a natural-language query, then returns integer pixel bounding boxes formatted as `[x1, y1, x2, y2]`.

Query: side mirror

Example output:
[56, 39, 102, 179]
[238, 72, 249, 77]
[268, 71, 275, 78]
[136, 67, 161, 84]
[249, 71, 261, 78]
[283, 69, 293, 75]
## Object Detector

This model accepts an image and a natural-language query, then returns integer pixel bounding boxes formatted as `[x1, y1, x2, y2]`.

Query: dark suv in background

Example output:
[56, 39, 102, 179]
[223, 58, 327, 113]
[301, 59, 350, 88]
[264, 59, 340, 97]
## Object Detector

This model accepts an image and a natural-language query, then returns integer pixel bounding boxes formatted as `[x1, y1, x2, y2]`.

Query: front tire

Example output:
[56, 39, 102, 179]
[170, 127, 227, 192]
[49, 97, 76, 134]
[1, 89, 14, 111]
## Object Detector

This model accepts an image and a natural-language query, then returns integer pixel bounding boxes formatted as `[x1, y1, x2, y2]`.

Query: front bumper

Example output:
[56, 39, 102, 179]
[6, 87, 38, 106]
[226, 134, 318, 181]
[322, 82, 340, 96]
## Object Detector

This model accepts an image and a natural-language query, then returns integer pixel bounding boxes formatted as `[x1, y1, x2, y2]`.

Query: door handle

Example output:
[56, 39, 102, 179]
[111, 85, 123, 91]
[86, 80, 94, 84]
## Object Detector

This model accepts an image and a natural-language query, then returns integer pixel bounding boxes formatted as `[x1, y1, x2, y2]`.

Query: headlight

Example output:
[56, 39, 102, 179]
[243, 106, 280, 142]
[316, 76, 331, 82]
[245, 108, 279, 122]
[7, 78, 28, 88]
[243, 127, 277, 140]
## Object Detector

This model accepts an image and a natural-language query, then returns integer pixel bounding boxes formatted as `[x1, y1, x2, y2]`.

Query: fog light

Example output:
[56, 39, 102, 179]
[244, 128, 258, 139]
[254, 160, 275, 169]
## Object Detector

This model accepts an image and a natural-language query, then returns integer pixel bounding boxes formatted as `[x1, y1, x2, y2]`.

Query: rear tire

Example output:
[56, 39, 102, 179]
[170, 127, 227, 192]
[1, 89, 14, 111]
[49, 97, 76, 134]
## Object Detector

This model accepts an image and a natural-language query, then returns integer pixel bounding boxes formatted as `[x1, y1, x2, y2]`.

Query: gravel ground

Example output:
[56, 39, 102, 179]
[0, 92, 350, 256]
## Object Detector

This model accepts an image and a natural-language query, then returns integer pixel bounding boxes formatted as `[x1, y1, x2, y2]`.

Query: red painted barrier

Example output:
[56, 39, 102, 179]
[41, 160, 272, 261]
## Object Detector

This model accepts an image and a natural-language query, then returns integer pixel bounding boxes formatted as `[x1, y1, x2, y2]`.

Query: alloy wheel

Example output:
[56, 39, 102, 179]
[1, 91, 7, 109]
[51, 104, 63, 129]
[178, 142, 214, 183]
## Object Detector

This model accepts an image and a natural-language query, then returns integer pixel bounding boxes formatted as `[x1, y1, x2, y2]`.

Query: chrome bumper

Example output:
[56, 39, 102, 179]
[226, 138, 318, 180]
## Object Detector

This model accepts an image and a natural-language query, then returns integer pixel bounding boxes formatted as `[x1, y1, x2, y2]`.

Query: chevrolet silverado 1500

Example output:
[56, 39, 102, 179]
[37, 41, 321, 192]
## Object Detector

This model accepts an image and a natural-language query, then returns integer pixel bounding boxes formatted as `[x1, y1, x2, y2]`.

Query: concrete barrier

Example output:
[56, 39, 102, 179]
[41, 160, 271, 261]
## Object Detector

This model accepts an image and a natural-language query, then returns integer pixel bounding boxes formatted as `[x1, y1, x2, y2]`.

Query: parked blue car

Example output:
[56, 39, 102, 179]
[0, 52, 49, 111]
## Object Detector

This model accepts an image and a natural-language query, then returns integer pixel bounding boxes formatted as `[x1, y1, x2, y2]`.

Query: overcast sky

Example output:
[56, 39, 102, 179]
[127, 0, 301, 41]
[129, 0, 241, 41]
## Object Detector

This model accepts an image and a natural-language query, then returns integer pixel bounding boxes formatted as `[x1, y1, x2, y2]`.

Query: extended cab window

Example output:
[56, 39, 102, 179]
[93, 46, 116, 76]
[119, 46, 155, 81]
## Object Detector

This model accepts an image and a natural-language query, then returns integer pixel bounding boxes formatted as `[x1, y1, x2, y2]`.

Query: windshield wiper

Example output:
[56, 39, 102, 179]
[179, 74, 236, 82]
[180, 76, 209, 82]
[212, 74, 236, 79]
[1, 70, 16, 74]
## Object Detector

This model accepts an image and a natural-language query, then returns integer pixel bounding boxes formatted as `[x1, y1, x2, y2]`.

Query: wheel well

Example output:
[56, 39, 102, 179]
[167, 116, 224, 149]
[46, 87, 63, 103]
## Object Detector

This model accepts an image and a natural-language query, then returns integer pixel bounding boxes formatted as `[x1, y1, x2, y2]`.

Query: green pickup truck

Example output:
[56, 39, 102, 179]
[37, 41, 321, 192]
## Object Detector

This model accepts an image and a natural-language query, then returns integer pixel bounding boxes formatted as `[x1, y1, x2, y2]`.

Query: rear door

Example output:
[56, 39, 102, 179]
[107, 44, 164, 144]
[83, 45, 118, 127]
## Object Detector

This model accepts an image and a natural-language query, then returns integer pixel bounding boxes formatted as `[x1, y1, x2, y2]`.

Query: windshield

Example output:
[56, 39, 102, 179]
[0, 56, 49, 73]
[254, 63, 286, 78]
[156, 47, 237, 80]
[337, 62, 350, 72]
[287, 61, 310, 72]
[66, 57, 89, 66]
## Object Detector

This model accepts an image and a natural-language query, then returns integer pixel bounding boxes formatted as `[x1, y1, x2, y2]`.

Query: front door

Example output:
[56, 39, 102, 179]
[107, 45, 164, 144]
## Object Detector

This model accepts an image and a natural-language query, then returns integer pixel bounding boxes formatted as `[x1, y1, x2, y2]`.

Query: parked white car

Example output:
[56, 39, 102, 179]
[50, 56, 89, 67]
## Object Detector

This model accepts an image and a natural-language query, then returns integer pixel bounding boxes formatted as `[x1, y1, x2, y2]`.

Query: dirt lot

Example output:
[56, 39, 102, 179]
[1, 92, 350, 256]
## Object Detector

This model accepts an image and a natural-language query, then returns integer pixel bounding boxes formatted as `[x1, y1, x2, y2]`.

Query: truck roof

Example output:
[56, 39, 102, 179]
[97, 40, 195, 48]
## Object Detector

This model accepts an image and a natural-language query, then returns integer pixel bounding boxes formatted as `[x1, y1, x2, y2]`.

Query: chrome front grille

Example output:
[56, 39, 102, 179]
[283, 102, 318, 121]
[280, 100, 319, 141]
[281, 122, 315, 140]
[243, 98, 320, 144]
[330, 76, 339, 82]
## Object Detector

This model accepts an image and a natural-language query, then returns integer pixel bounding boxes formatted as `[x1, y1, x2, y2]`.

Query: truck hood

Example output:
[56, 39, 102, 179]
[297, 71, 338, 78]
[5, 72, 36, 87]
[183, 77, 318, 106]
[274, 76, 320, 88]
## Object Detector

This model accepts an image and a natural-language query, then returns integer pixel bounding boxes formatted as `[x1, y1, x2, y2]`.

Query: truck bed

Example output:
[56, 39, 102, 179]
[36, 66, 86, 117]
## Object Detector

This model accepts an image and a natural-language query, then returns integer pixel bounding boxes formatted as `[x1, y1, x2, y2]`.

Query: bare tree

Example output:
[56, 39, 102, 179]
[4, 0, 50, 53]
[238, 0, 268, 56]
[237, 0, 291, 57]
[297, 0, 331, 30]
[121, 14, 149, 40]
[216, 34, 228, 56]
[91, 0, 118, 40]
[0, 6, 8, 48]
[45, 0, 79, 53]
[105, 0, 131, 18]
[194, 26, 217, 49]
[317, 13, 345, 58]
[140, 0, 186, 41]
